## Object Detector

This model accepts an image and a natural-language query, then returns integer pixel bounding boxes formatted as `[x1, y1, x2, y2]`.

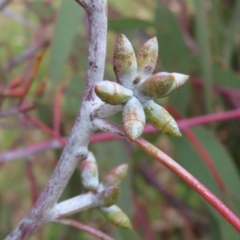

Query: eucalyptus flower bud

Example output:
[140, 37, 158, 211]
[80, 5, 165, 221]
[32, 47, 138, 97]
[137, 36, 158, 82]
[113, 34, 137, 89]
[96, 187, 120, 207]
[100, 205, 132, 229]
[159, 73, 189, 97]
[144, 100, 181, 136]
[98, 164, 128, 191]
[95, 81, 133, 105]
[122, 97, 145, 140]
[137, 72, 175, 101]
[80, 152, 99, 191]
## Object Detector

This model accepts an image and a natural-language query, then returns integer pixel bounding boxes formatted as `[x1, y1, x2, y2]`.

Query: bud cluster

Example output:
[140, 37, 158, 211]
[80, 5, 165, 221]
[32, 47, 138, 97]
[95, 34, 189, 140]
[80, 152, 132, 229]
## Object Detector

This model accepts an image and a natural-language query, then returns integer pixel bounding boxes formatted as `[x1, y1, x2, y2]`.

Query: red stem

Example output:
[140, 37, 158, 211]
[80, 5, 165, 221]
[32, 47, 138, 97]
[53, 87, 65, 135]
[25, 160, 39, 204]
[94, 120, 240, 232]
[1, 107, 240, 162]
[55, 218, 114, 240]
[134, 137, 240, 232]
[24, 113, 66, 146]
[166, 105, 228, 195]
[18, 48, 46, 107]
[184, 129, 227, 192]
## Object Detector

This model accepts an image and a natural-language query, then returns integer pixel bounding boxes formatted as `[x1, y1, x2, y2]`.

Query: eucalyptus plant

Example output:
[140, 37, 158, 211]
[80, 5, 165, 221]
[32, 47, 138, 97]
[4, 0, 240, 239]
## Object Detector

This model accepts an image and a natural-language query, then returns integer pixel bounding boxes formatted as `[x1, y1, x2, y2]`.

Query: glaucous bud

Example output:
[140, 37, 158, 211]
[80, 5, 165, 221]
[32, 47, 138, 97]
[159, 73, 189, 97]
[113, 34, 137, 89]
[80, 152, 99, 191]
[95, 81, 133, 105]
[137, 36, 158, 82]
[137, 72, 175, 101]
[122, 97, 146, 140]
[98, 164, 128, 191]
[100, 205, 132, 229]
[96, 186, 120, 207]
[144, 100, 181, 136]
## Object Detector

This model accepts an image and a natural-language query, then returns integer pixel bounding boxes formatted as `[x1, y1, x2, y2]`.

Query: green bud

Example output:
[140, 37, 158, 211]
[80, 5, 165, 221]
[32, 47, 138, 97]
[80, 152, 99, 191]
[144, 100, 181, 136]
[137, 36, 158, 82]
[160, 73, 189, 97]
[95, 81, 133, 105]
[96, 186, 120, 207]
[100, 205, 132, 229]
[137, 72, 175, 101]
[113, 34, 137, 89]
[122, 97, 146, 140]
[99, 164, 128, 191]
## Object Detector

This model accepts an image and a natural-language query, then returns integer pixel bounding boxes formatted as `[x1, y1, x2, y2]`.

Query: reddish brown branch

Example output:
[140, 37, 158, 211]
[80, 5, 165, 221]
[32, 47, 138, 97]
[24, 113, 66, 146]
[55, 218, 114, 240]
[53, 87, 65, 135]
[25, 160, 39, 204]
[94, 119, 240, 233]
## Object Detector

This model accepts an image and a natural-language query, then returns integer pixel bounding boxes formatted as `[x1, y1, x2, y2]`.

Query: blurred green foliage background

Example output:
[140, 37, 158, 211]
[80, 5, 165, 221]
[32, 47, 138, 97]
[1, 0, 240, 239]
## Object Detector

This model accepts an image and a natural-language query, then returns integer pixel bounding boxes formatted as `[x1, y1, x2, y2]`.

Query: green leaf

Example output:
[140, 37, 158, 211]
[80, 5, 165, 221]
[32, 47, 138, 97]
[154, 3, 190, 114]
[27, 1, 55, 23]
[63, 75, 84, 116]
[154, 4, 189, 73]
[193, 0, 213, 113]
[37, 102, 53, 127]
[172, 127, 240, 239]
[213, 64, 240, 89]
[49, 0, 83, 81]
[223, 1, 240, 65]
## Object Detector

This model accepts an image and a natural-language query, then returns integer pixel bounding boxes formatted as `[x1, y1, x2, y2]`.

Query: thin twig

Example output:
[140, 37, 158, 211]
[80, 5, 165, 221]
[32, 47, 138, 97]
[53, 87, 65, 135]
[0, 0, 11, 10]
[25, 159, 39, 204]
[2, 107, 240, 163]
[0, 103, 35, 118]
[24, 113, 66, 146]
[18, 48, 47, 107]
[138, 161, 207, 228]
[54, 218, 114, 240]
[5, 0, 108, 239]
[94, 119, 240, 232]
[1, 8, 37, 29]
[3, 40, 49, 71]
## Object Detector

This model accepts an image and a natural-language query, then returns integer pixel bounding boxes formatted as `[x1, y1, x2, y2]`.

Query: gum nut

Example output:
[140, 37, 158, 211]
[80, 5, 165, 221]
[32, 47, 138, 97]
[137, 36, 158, 81]
[100, 205, 132, 229]
[95, 81, 133, 105]
[138, 72, 175, 99]
[144, 100, 181, 136]
[122, 97, 146, 140]
[113, 34, 137, 89]
[160, 73, 189, 97]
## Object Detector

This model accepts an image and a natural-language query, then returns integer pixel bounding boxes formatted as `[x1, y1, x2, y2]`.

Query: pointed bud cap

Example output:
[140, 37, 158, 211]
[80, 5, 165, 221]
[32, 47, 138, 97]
[100, 205, 132, 229]
[137, 37, 158, 82]
[98, 164, 128, 191]
[80, 152, 99, 191]
[95, 81, 133, 105]
[144, 100, 181, 136]
[136, 72, 175, 102]
[96, 186, 120, 207]
[113, 34, 137, 89]
[160, 73, 189, 97]
[122, 97, 145, 140]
